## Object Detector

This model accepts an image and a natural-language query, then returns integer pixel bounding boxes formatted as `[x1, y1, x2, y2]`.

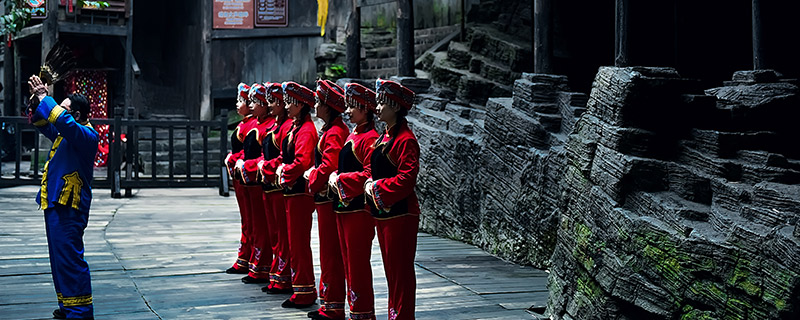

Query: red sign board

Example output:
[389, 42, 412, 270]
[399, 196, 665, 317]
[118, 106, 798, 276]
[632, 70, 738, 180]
[213, 0, 254, 29]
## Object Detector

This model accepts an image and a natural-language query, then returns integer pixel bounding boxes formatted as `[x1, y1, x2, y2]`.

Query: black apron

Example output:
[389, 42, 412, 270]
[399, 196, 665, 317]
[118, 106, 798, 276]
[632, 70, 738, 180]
[241, 128, 261, 185]
[368, 140, 409, 218]
[281, 125, 308, 195]
[313, 135, 333, 203]
[334, 141, 367, 213]
[261, 122, 282, 192]
[230, 127, 244, 180]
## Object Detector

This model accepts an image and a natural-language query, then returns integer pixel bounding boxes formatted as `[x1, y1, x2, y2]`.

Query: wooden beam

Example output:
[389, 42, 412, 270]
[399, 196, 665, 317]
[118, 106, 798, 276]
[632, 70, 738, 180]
[346, 0, 362, 78]
[614, 0, 630, 67]
[533, 0, 553, 73]
[397, 0, 415, 76]
[58, 22, 127, 36]
[12, 24, 42, 41]
[211, 27, 321, 40]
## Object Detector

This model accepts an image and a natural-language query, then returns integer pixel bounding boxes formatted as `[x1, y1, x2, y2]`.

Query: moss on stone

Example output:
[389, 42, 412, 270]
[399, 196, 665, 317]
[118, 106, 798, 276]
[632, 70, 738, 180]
[688, 281, 727, 304]
[723, 298, 749, 320]
[680, 305, 717, 320]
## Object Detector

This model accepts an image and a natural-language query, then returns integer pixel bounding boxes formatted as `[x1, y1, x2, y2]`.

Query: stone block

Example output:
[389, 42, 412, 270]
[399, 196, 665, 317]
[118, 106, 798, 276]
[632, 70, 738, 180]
[446, 41, 471, 69]
[389, 76, 431, 94]
[585, 67, 690, 131]
[731, 69, 781, 83]
[535, 112, 562, 133]
[457, 76, 512, 105]
[485, 98, 549, 149]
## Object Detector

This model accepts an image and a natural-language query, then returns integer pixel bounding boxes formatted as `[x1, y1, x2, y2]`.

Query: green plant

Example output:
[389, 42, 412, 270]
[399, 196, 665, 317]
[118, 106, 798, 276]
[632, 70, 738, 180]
[324, 63, 347, 79]
[1, 1, 108, 35]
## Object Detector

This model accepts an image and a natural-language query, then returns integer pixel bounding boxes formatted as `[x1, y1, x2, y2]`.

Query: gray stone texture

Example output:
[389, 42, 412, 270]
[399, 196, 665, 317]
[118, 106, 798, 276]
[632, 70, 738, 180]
[547, 67, 800, 319]
[413, 72, 585, 269]
[416, 18, 799, 319]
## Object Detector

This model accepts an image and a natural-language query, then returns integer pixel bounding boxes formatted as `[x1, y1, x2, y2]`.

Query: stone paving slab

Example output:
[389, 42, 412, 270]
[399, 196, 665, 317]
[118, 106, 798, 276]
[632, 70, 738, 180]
[0, 186, 546, 319]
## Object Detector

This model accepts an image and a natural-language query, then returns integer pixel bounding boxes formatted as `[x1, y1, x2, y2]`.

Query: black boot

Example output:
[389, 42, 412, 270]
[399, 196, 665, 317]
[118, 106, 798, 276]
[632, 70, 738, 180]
[52, 309, 66, 319]
[225, 266, 248, 274]
[241, 275, 269, 284]
[282, 298, 315, 309]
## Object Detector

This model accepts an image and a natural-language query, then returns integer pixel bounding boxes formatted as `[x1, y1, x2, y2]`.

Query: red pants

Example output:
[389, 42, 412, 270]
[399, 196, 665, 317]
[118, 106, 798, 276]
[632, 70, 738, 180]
[376, 215, 419, 320]
[244, 185, 272, 279]
[231, 180, 251, 271]
[337, 210, 376, 320]
[284, 194, 317, 304]
[315, 202, 346, 319]
[264, 190, 291, 289]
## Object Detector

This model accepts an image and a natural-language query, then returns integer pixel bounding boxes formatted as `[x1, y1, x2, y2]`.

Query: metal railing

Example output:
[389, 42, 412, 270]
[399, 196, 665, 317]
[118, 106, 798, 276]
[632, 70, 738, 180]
[0, 108, 229, 197]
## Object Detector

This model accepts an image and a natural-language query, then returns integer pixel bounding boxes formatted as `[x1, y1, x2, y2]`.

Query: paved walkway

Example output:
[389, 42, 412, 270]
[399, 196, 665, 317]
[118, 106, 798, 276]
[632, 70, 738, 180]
[0, 186, 548, 319]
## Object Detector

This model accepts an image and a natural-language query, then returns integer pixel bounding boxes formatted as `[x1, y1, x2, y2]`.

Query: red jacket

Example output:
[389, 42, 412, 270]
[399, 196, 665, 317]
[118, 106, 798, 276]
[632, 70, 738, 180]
[279, 114, 319, 190]
[225, 115, 255, 177]
[368, 121, 420, 217]
[335, 123, 379, 202]
[258, 116, 293, 184]
[241, 116, 275, 184]
[308, 117, 349, 194]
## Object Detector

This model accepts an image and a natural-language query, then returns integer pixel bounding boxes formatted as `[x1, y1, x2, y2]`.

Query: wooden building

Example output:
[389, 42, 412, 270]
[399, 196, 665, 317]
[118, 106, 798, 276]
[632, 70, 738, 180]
[2, 0, 322, 121]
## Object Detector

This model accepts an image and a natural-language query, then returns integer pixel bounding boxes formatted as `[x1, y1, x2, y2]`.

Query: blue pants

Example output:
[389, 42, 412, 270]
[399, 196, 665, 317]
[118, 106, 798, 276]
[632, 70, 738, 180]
[44, 204, 93, 319]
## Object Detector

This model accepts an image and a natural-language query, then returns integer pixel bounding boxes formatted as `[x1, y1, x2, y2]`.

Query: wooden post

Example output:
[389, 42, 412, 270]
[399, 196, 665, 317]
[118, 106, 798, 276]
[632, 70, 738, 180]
[13, 44, 20, 113]
[218, 109, 229, 196]
[346, 0, 361, 79]
[41, 0, 58, 65]
[614, 0, 629, 67]
[111, 107, 122, 198]
[397, 0, 415, 77]
[3, 40, 15, 116]
[124, 0, 135, 118]
[200, 0, 213, 120]
[533, 0, 552, 73]
[751, 0, 764, 69]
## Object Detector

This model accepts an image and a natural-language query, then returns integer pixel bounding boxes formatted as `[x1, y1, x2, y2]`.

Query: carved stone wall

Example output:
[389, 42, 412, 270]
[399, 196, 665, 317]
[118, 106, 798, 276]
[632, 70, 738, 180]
[411, 73, 586, 268]
[546, 67, 800, 319]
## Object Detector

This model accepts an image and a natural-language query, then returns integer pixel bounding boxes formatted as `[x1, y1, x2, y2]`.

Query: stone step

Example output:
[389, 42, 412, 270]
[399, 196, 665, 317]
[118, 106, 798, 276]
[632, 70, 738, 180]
[484, 97, 549, 149]
[457, 75, 513, 105]
[470, 55, 521, 86]
[446, 41, 471, 69]
[513, 78, 570, 104]
[138, 150, 223, 162]
[141, 161, 224, 177]
[134, 137, 223, 152]
[446, 40, 521, 86]
[388, 76, 432, 95]
[467, 26, 532, 72]
[534, 112, 562, 133]
[362, 57, 397, 70]
[429, 51, 512, 105]
[360, 67, 398, 80]
[135, 128, 217, 140]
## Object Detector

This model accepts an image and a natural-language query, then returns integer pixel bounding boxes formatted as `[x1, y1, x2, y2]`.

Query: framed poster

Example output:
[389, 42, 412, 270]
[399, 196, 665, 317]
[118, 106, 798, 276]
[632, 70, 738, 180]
[213, 0, 254, 29]
[25, 0, 48, 19]
[254, 0, 288, 27]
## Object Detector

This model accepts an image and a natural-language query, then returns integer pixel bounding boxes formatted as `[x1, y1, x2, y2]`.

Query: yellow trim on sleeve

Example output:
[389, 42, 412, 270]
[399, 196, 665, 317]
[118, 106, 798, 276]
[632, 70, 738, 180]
[33, 119, 48, 127]
[48, 105, 66, 124]
[39, 136, 63, 210]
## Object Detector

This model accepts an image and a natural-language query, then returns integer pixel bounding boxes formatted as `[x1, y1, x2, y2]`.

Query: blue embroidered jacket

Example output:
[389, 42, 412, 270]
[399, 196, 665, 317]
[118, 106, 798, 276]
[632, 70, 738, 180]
[32, 96, 99, 213]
